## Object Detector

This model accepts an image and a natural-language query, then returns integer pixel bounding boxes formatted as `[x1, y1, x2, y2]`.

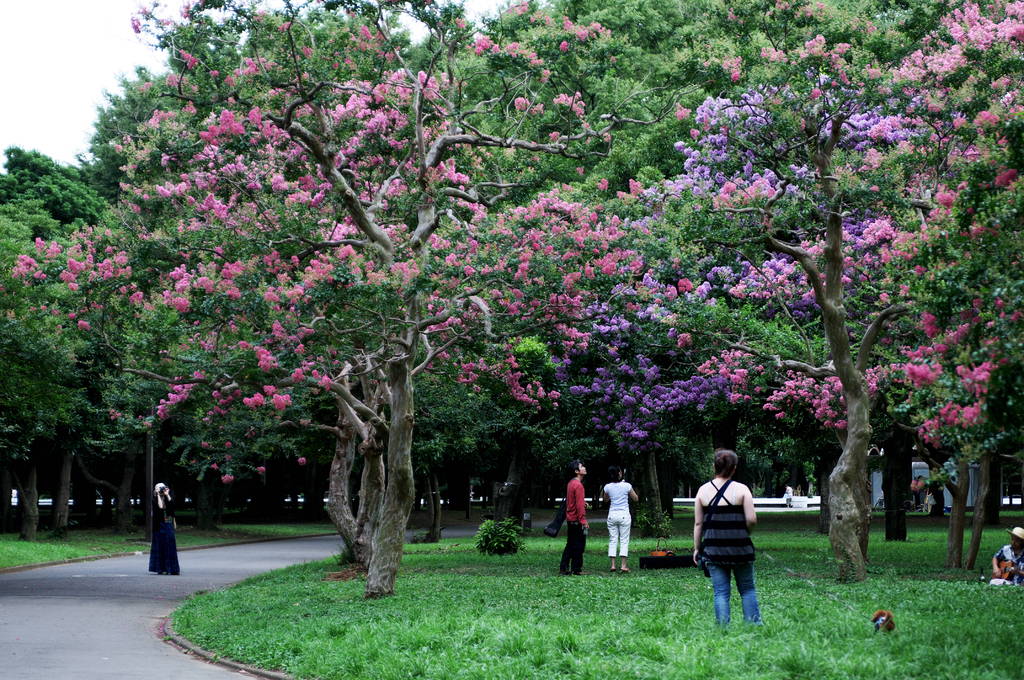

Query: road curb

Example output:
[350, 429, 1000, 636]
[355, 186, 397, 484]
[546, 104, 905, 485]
[0, 532, 338, 575]
[161, 617, 294, 680]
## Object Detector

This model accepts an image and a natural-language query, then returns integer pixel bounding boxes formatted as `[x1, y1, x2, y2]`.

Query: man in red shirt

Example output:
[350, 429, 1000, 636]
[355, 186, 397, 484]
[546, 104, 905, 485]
[559, 460, 589, 575]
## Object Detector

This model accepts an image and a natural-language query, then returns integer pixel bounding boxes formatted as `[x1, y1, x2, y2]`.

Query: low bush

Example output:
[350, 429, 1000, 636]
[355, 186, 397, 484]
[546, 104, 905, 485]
[474, 517, 525, 555]
[635, 505, 672, 538]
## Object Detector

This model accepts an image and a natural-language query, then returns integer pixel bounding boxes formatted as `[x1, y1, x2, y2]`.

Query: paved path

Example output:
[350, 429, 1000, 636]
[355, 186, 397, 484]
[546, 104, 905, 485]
[0, 535, 343, 679]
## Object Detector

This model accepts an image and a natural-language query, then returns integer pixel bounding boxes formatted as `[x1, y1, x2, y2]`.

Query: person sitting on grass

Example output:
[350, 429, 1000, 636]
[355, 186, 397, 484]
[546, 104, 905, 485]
[989, 527, 1024, 586]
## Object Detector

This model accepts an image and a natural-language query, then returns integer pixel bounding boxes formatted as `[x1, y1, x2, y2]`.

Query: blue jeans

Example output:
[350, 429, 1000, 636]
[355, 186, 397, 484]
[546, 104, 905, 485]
[707, 562, 761, 625]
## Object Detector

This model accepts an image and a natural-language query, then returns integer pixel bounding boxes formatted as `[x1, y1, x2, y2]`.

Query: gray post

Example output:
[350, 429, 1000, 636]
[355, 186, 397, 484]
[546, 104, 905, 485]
[144, 422, 154, 542]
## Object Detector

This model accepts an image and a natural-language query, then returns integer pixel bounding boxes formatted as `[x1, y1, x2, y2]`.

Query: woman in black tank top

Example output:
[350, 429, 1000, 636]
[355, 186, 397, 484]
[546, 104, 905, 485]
[692, 449, 762, 625]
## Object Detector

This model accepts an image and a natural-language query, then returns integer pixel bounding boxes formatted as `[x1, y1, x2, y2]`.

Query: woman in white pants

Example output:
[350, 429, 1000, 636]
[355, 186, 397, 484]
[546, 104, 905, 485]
[604, 466, 639, 572]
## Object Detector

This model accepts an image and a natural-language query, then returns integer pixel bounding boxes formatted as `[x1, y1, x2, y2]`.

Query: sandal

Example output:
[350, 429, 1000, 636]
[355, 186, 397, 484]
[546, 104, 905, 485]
[610, 567, 617, 572]
[620, 567, 630, 573]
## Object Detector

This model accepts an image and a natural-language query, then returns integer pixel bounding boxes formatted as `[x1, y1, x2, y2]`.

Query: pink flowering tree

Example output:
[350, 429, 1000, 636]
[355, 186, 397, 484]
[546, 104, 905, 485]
[886, 2, 1024, 567]
[640, 0, 1024, 579]
[15, 1, 670, 597]
[618, 0, 984, 581]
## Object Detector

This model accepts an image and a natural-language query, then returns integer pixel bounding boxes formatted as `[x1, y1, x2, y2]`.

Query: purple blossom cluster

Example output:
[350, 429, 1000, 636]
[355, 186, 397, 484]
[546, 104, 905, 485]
[557, 88, 923, 450]
[558, 300, 730, 452]
[566, 357, 730, 451]
[840, 111, 916, 152]
[631, 87, 919, 322]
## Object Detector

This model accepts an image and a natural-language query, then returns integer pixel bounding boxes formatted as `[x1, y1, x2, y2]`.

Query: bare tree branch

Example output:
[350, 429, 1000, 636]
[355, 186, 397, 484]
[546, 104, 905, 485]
[732, 342, 836, 378]
[856, 303, 910, 372]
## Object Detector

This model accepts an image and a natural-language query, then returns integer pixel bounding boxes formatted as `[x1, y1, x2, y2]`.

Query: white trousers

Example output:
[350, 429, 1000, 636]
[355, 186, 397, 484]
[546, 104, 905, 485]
[607, 511, 632, 557]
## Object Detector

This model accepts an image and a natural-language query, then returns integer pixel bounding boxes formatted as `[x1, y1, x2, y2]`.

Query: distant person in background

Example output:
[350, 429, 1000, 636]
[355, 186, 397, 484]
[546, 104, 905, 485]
[911, 476, 925, 511]
[923, 490, 935, 515]
[783, 485, 793, 508]
[989, 527, 1024, 586]
[693, 449, 761, 625]
[604, 466, 639, 572]
[558, 461, 588, 575]
[149, 482, 180, 575]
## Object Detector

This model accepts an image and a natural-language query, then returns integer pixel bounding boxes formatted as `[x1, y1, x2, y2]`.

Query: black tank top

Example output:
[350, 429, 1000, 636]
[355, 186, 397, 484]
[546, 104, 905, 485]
[701, 482, 755, 564]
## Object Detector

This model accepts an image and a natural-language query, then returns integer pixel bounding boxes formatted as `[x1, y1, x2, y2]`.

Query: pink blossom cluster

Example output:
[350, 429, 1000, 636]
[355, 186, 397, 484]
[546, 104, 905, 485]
[156, 374, 203, 419]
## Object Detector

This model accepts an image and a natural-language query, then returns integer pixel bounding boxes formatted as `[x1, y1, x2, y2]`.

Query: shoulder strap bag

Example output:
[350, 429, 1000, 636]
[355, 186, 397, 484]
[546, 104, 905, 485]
[697, 480, 733, 576]
[543, 498, 567, 537]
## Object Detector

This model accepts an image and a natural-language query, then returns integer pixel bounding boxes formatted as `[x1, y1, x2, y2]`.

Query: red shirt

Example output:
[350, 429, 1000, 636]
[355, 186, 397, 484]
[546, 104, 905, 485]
[566, 478, 586, 522]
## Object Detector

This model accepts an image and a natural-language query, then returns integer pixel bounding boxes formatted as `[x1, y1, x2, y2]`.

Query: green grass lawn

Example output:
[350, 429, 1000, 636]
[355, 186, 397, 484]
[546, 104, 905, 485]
[172, 511, 1024, 680]
[0, 522, 335, 569]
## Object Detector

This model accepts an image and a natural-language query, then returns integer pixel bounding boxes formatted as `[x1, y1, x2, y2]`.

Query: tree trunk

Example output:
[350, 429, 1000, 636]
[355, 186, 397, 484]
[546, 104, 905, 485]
[364, 356, 417, 598]
[52, 451, 73, 535]
[1, 466, 12, 534]
[75, 446, 139, 533]
[711, 411, 738, 451]
[326, 432, 359, 560]
[964, 453, 991, 570]
[882, 430, 912, 541]
[326, 424, 385, 568]
[779, 131, 895, 581]
[426, 471, 442, 543]
[827, 392, 873, 581]
[494, 442, 523, 522]
[816, 446, 840, 535]
[14, 464, 39, 541]
[114, 448, 137, 533]
[945, 459, 970, 568]
[984, 458, 1001, 526]
[642, 447, 662, 514]
[195, 471, 224, 530]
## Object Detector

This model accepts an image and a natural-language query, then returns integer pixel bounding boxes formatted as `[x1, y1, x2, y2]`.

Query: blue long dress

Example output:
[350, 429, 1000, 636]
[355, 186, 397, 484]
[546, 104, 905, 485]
[148, 498, 180, 575]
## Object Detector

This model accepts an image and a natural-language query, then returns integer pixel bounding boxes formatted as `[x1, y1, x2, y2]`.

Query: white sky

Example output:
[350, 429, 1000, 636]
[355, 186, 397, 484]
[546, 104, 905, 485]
[0, 0, 505, 169]
[0, 1, 167, 166]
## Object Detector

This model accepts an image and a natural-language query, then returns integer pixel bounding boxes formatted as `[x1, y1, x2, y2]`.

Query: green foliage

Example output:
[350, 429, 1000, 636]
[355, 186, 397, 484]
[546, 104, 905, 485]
[634, 504, 672, 538]
[0, 316, 81, 459]
[474, 517, 525, 555]
[83, 67, 167, 201]
[0, 201, 62, 241]
[512, 336, 555, 378]
[414, 375, 498, 472]
[0, 147, 107, 226]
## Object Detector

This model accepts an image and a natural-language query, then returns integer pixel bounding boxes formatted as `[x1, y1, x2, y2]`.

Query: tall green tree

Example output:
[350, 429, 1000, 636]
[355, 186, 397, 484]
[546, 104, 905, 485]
[0, 148, 107, 226]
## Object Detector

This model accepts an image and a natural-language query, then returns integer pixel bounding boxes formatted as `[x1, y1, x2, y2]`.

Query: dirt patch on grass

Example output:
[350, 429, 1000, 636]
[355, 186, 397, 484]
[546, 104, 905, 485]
[324, 566, 366, 581]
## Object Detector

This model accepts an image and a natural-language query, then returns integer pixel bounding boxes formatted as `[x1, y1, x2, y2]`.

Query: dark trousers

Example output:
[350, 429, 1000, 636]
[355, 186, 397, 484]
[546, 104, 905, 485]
[559, 521, 586, 574]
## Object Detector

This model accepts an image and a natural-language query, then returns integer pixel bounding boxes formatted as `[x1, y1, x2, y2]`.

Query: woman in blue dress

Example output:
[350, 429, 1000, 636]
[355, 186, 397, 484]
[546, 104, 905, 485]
[149, 482, 180, 575]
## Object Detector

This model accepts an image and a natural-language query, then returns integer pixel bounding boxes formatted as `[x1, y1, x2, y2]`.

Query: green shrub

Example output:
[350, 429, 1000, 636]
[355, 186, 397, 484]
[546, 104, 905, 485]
[635, 506, 672, 538]
[474, 517, 525, 555]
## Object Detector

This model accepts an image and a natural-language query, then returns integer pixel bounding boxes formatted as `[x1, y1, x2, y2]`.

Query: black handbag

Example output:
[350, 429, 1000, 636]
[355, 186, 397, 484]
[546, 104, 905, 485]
[543, 499, 567, 537]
